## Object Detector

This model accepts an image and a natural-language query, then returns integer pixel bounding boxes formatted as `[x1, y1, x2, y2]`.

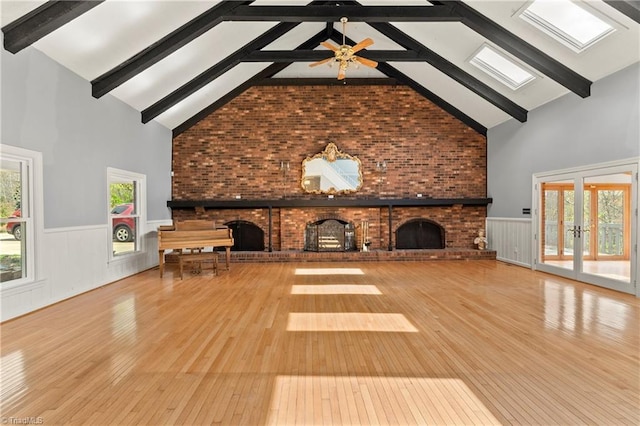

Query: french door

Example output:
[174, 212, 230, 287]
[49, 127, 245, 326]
[534, 162, 638, 294]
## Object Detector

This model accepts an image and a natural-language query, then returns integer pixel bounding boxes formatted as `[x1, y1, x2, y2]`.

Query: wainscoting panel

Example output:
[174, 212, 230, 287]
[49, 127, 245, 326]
[0, 221, 168, 322]
[486, 218, 533, 267]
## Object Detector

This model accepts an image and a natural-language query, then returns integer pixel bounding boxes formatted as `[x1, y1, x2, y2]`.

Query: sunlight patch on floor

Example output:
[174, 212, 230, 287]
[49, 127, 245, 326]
[294, 268, 364, 275]
[267, 375, 501, 425]
[291, 284, 382, 295]
[287, 312, 418, 332]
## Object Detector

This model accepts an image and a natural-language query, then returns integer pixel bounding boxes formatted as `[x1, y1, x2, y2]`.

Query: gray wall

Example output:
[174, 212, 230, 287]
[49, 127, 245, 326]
[1, 42, 172, 228]
[487, 63, 640, 218]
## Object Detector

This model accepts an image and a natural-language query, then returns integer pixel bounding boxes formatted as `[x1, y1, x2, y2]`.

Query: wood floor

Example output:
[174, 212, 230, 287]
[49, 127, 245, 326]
[1, 261, 638, 425]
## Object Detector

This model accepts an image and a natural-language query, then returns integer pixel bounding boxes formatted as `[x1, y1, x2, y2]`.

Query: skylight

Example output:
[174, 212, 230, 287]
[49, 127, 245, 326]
[469, 45, 535, 90]
[520, 0, 616, 52]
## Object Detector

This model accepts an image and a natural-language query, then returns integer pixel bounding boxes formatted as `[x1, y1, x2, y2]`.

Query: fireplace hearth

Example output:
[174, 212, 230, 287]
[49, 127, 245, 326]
[304, 219, 356, 252]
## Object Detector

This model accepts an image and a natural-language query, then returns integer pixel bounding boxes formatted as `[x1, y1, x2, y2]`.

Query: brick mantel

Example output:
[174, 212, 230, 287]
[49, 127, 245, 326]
[167, 198, 492, 209]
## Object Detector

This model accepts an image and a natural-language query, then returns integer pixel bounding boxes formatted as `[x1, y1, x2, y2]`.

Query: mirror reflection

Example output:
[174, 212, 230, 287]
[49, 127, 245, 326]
[301, 143, 363, 194]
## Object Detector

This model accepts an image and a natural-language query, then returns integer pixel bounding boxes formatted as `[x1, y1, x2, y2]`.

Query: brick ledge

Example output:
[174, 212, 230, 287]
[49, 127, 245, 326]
[166, 249, 496, 263]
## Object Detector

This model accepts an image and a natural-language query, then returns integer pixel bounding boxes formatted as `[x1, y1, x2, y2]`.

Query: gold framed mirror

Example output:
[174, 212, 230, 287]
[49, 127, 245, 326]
[301, 143, 363, 194]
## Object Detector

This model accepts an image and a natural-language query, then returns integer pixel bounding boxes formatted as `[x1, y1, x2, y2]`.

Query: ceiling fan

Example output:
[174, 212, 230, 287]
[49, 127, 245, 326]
[309, 17, 378, 80]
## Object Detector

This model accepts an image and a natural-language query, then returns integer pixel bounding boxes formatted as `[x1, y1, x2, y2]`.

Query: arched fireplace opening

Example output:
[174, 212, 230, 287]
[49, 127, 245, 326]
[305, 219, 356, 252]
[396, 219, 445, 249]
[225, 220, 265, 251]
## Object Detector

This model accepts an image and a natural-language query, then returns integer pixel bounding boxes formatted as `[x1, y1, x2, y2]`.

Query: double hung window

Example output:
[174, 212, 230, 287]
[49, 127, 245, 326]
[108, 168, 145, 259]
[0, 147, 37, 285]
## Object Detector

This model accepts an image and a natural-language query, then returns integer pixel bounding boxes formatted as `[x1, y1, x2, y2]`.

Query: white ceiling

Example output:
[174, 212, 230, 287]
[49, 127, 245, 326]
[2, 0, 639, 132]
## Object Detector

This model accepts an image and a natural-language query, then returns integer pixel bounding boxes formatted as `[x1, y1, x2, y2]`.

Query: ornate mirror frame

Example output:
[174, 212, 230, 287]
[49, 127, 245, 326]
[301, 143, 363, 194]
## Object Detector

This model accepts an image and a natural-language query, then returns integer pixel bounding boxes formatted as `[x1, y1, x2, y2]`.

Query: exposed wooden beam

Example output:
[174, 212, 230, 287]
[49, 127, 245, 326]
[244, 50, 435, 62]
[324, 22, 334, 37]
[603, 0, 640, 24]
[432, 0, 592, 98]
[223, 5, 460, 22]
[143, 22, 300, 123]
[91, 1, 252, 98]
[254, 78, 399, 86]
[2, 1, 105, 54]
[173, 30, 329, 137]
[358, 24, 528, 122]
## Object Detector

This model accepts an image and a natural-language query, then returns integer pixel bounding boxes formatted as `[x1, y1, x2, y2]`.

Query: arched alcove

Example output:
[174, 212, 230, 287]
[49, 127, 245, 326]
[225, 220, 265, 251]
[396, 219, 445, 249]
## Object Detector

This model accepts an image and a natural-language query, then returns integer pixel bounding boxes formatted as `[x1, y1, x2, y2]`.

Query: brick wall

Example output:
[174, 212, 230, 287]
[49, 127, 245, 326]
[172, 84, 487, 250]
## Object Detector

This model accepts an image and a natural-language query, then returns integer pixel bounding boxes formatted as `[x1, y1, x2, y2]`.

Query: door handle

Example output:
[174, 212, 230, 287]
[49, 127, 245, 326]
[567, 226, 582, 238]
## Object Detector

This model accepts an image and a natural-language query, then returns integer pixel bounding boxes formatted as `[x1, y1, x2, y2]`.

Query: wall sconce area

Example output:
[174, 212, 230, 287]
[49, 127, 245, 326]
[375, 160, 387, 173]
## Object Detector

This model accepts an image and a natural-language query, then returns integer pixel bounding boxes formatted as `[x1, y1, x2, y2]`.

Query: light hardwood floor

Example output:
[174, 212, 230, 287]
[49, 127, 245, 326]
[1, 261, 638, 425]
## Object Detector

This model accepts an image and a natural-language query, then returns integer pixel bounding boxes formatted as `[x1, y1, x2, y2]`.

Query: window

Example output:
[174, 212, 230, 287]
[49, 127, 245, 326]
[107, 168, 145, 259]
[0, 146, 39, 285]
[519, 0, 616, 53]
[469, 44, 536, 90]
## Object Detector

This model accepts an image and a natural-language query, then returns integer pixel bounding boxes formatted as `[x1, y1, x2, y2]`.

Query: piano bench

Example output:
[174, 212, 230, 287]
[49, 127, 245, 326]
[177, 251, 218, 280]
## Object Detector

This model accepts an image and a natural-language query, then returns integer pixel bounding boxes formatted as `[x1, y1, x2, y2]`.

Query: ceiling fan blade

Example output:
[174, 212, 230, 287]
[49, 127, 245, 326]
[355, 56, 378, 68]
[320, 41, 339, 52]
[309, 57, 333, 67]
[351, 38, 374, 53]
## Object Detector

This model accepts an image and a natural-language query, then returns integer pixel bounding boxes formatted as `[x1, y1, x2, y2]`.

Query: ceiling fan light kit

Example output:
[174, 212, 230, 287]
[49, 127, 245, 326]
[310, 17, 378, 80]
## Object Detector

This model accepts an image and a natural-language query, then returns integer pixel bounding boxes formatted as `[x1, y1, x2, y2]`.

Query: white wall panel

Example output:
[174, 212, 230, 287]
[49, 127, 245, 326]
[486, 218, 532, 267]
[1, 220, 170, 322]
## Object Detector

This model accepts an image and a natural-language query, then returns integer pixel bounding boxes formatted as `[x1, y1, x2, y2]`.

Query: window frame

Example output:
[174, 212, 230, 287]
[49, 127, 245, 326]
[518, 0, 618, 53]
[0, 145, 43, 288]
[107, 167, 146, 262]
[468, 43, 537, 90]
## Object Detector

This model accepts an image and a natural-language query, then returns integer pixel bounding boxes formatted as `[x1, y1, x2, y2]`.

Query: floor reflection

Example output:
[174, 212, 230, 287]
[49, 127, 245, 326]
[111, 295, 137, 343]
[544, 282, 631, 338]
[0, 350, 26, 410]
[109, 353, 136, 386]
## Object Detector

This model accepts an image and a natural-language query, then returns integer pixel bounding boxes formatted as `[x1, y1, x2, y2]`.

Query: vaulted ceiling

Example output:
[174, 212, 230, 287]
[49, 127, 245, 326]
[2, 1, 639, 136]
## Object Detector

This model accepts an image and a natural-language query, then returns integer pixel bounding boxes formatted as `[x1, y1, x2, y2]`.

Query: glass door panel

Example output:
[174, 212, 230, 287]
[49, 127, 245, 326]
[541, 181, 573, 272]
[563, 188, 575, 258]
[578, 175, 631, 285]
[543, 188, 559, 257]
[583, 190, 592, 258]
[596, 188, 625, 258]
[536, 164, 636, 295]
